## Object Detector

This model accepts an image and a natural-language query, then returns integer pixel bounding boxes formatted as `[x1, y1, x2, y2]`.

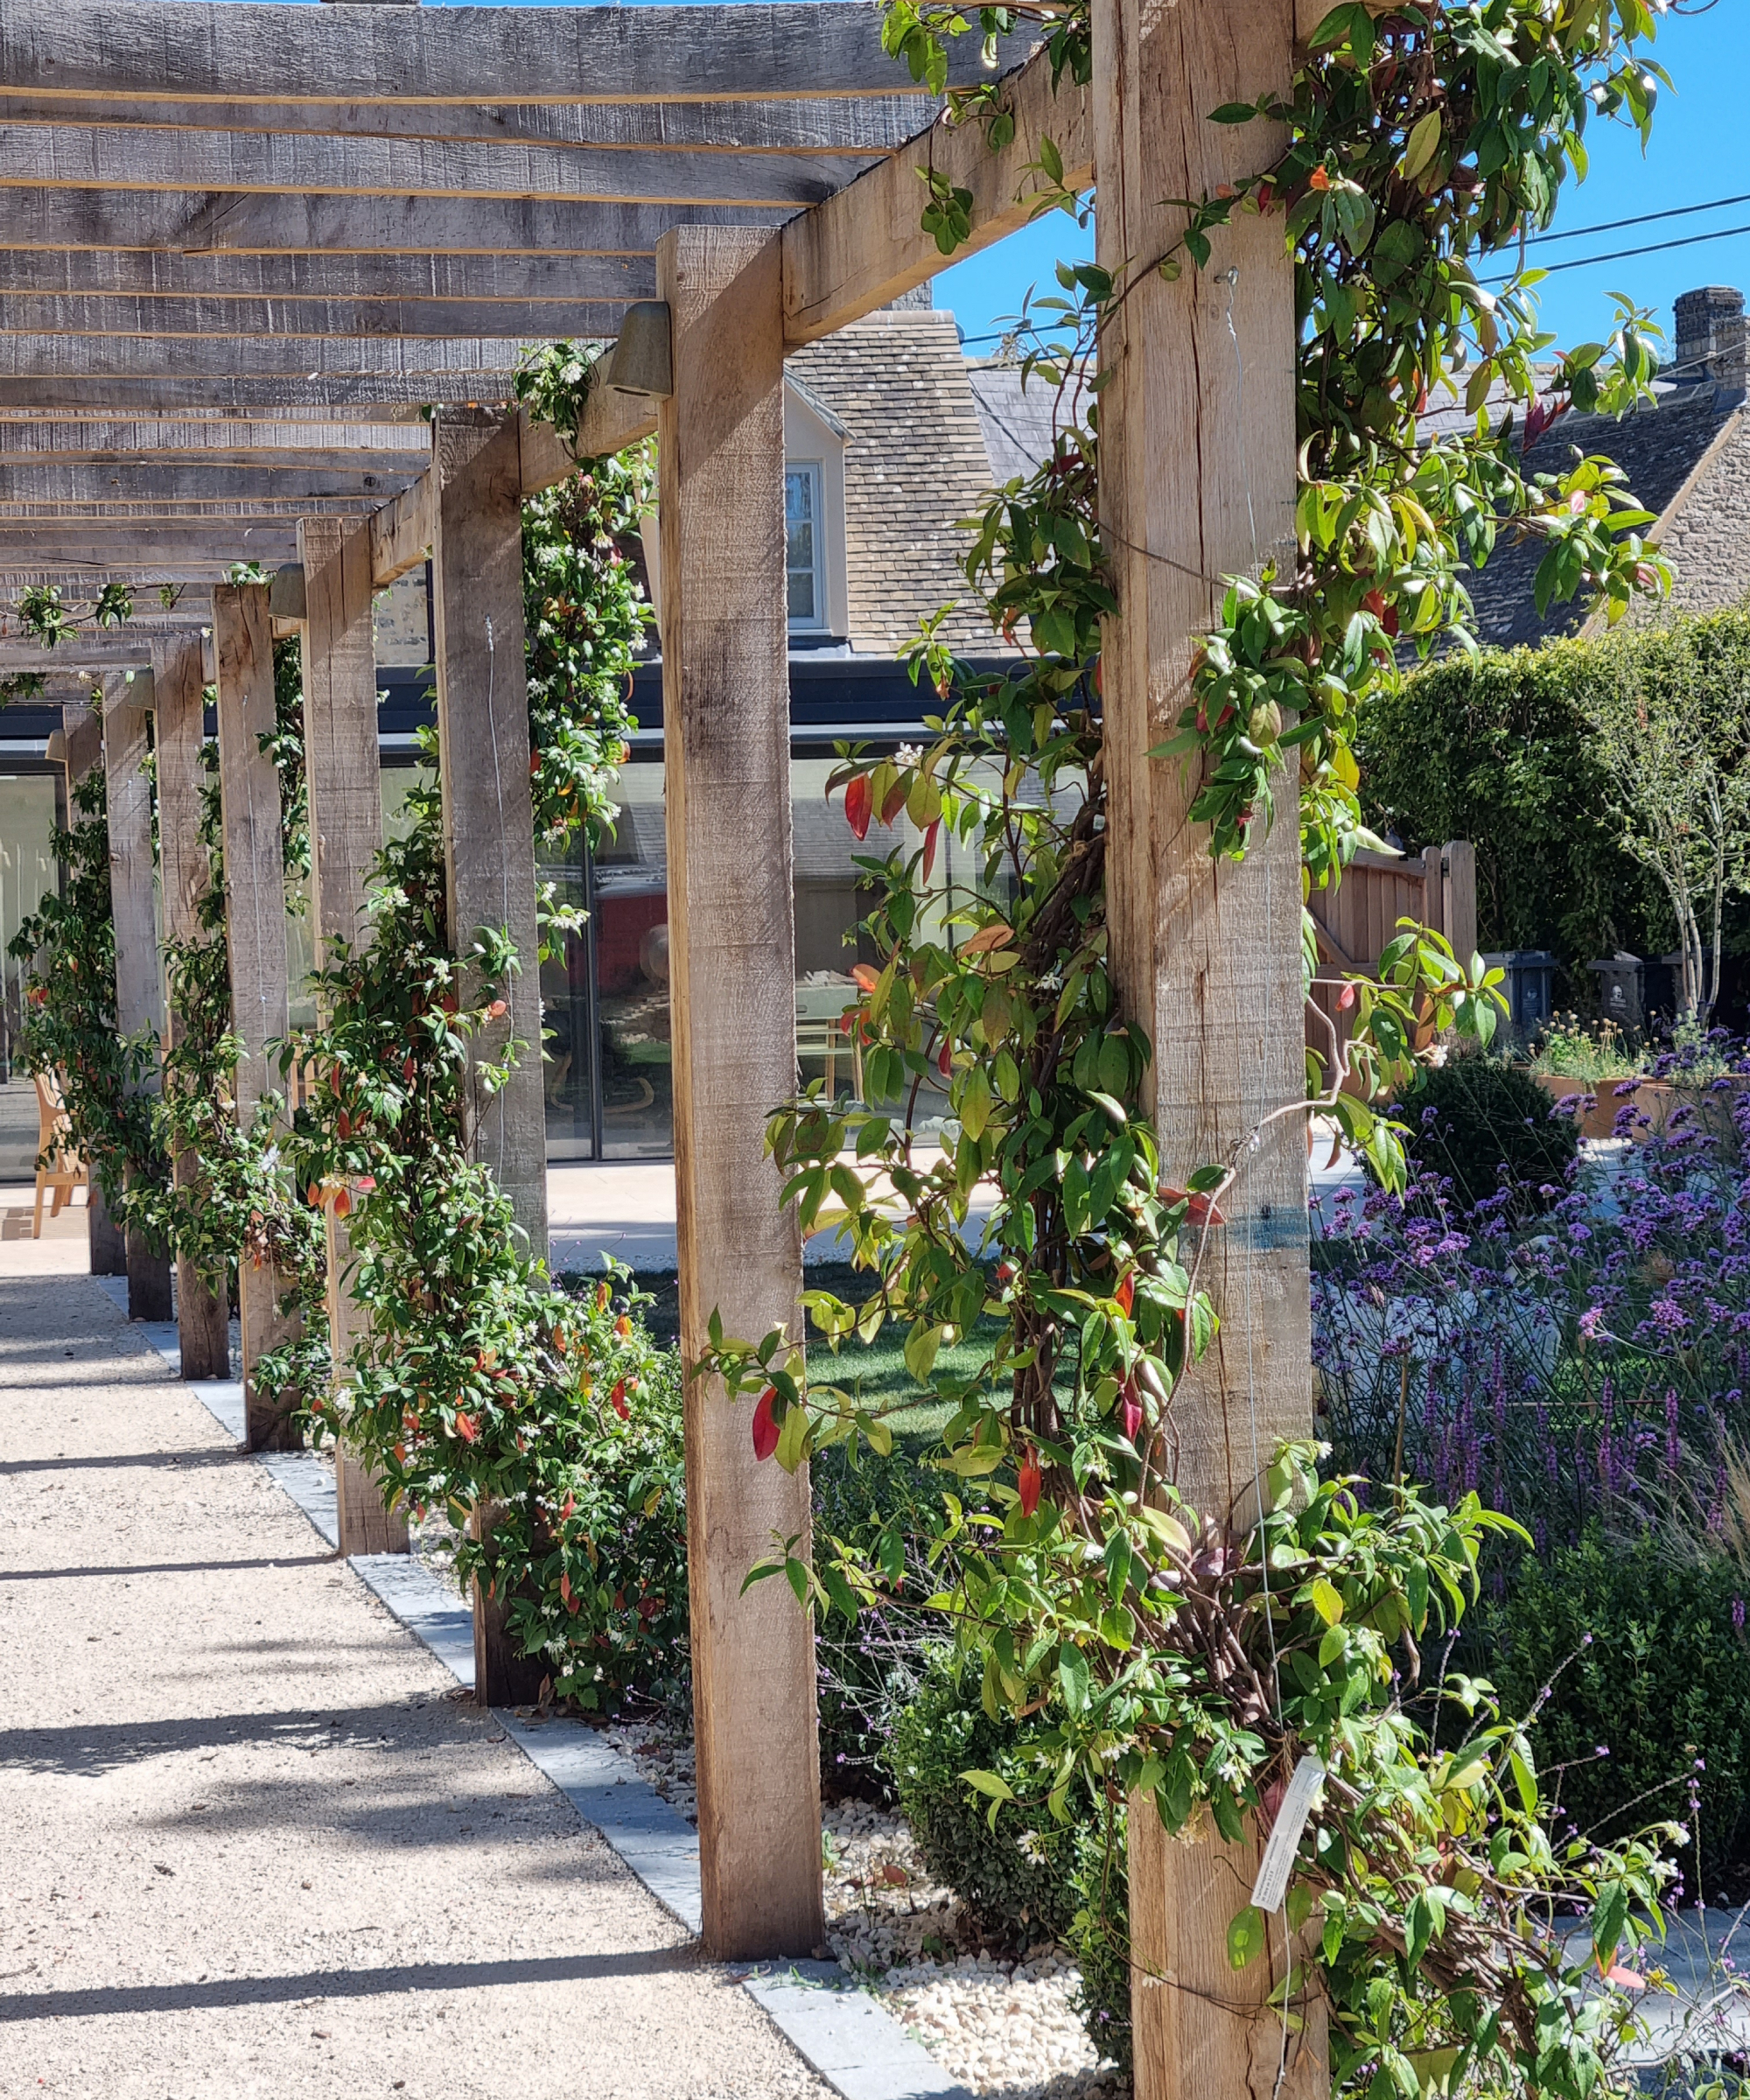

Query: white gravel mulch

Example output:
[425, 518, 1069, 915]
[599, 1713, 1128, 2100]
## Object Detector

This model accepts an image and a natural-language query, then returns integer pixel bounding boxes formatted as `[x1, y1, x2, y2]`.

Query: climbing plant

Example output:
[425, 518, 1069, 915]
[9, 760, 165, 1216]
[285, 357, 663, 1679]
[696, 1, 1690, 2092]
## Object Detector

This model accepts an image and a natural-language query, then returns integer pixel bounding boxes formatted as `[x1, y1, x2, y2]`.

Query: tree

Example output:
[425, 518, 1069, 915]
[1589, 625, 1750, 1024]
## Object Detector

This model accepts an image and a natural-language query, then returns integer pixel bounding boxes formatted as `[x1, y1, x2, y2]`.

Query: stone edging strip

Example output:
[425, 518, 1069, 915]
[104, 1277, 971, 2100]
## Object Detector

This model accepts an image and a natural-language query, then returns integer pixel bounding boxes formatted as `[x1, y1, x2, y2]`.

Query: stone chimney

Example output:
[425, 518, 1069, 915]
[1674, 285, 1746, 403]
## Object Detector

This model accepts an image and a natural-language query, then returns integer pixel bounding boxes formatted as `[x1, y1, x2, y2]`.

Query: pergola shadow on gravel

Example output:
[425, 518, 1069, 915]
[0, 4, 1321, 2091]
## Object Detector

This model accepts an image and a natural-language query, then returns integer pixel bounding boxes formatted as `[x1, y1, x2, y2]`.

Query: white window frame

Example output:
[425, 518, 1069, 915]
[785, 459, 828, 634]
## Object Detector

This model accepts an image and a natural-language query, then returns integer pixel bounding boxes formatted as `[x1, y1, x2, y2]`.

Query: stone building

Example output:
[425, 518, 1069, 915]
[1456, 284, 1750, 647]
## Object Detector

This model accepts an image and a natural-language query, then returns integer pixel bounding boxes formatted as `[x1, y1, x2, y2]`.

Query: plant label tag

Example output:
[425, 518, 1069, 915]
[1250, 1754, 1325, 1915]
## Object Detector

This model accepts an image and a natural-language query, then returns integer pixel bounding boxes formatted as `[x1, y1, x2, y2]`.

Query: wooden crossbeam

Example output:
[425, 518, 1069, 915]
[0, 333, 545, 378]
[0, 376, 510, 410]
[0, 461, 425, 502]
[0, 417, 430, 457]
[0, 292, 625, 342]
[4, 188, 788, 258]
[3, 5, 1025, 108]
[0, 89, 935, 155]
[0, 248, 654, 305]
[783, 50, 1091, 345]
[0, 124, 885, 210]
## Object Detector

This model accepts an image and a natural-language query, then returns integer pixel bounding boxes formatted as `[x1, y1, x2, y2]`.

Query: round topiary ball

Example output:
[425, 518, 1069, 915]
[1389, 1052, 1579, 1212]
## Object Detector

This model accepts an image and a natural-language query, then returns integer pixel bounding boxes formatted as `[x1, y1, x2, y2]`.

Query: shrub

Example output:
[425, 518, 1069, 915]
[1481, 1525, 1750, 1892]
[1388, 1053, 1578, 1212]
[887, 1650, 1133, 2070]
[888, 1648, 1082, 1947]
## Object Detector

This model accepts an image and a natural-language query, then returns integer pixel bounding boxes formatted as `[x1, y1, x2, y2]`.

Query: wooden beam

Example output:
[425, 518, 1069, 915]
[430, 407, 550, 1707]
[0, 334, 549, 379]
[298, 511, 409, 1559]
[0, 123, 884, 210]
[2, 5, 1024, 108]
[0, 376, 523, 410]
[0, 292, 625, 343]
[59, 697, 127, 1278]
[0, 88, 935, 156]
[1090, 1, 1320, 2096]
[151, 628, 231, 1382]
[430, 410, 548, 1255]
[368, 472, 435, 587]
[0, 418, 431, 460]
[0, 247, 653, 307]
[658, 223, 822, 1963]
[101, 671, 172, 1322]
[213, 581, 300, 1451]
[1, 186, 785, 258]
[0, 638, 164, 670]
[782, 51, 1091, 346]
[516, 390, 658, 499]
[0, 462, 426, 503]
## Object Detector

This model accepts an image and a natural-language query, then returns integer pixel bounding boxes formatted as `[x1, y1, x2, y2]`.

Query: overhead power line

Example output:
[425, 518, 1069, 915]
[1528, 189, 1750, 247]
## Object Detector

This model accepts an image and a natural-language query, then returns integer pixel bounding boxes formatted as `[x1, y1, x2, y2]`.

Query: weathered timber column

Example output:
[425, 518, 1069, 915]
[430, 410, 548, 1253]
[430, 411, 549, 1703]
[60, 702, 126, 1277]
[1092, 1, 1322, 2094]
[298, 513, 409, 1556]
[101, 675, 172, 1321]
[152, 634, 230, 1381]
[213, 583, 299, 1449]
[658, 224, 824, 1960]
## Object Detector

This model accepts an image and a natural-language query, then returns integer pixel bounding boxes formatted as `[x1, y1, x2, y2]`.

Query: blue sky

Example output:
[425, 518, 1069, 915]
[937, 3, 1746, 364]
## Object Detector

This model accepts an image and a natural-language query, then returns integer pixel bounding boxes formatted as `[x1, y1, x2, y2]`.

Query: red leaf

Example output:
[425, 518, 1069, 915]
[1017, 1452, 1043, 1518]
[752, 1386, 780, 1462]
[402, 1054, 416, 1083]
[610, 1380, 629, 1421]
[487, 998, 508, 1019]
[852, 962, 880, 993]
[844, 774, 872, 841]
[1115, 1271, 1134, 1318]
[562, 1493, 576, 1521]
[355, 1175, 376, 1194]
[937, 1035, 953, 1079]
[1160, 1186, 1227, 1228]
[615, 1315, 632, 1339]
[879, 777, 909, 827]
[1604, 1964, 1646, 1990]
[1121, 1393, 1144, 1444]
[454, 1411, 478, 1444]
[560, 1571, 578, 1614]
[332, 1186, 352, 1221]
[922, 818, 942, 881]
[1336, 980, 1358, 1012]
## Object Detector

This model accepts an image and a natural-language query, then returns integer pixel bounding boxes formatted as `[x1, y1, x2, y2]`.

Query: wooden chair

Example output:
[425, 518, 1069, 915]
[795, 1007, 864, 1102]
[32, 1070, 87, 1238]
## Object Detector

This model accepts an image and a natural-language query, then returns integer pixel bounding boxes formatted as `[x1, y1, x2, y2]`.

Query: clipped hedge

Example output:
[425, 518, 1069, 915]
[1389, 1052, 1579, 1213]
[1358, 602, 1750, 973]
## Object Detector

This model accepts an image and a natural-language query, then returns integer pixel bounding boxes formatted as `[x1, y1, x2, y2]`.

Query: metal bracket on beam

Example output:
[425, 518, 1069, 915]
[602, 303, 673, 399]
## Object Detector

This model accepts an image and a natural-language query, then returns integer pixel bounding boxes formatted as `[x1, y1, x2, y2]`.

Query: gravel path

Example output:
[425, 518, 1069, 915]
[0, 1274, 832, 2100]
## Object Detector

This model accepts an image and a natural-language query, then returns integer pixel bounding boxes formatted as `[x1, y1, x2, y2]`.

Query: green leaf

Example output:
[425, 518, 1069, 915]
[1058, 1642, 1090, 1716]
[1227, 1903, 1266, 1970]
[1309, 1577, 1344, 1627]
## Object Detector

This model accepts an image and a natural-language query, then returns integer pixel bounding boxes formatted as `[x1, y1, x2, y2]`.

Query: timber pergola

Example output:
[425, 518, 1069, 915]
[2, 4, 1326, 2090]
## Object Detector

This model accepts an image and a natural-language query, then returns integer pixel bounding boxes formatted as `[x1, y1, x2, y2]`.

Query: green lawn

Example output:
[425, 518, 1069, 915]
[607, 1260, 1000, 1437]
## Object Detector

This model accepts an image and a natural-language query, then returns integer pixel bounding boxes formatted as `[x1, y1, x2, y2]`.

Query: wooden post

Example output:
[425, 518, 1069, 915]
[101, 674, 172, 1321]
[151, 633, 230, 1381]
[430, 408, 550, 1703]
[1443, 839, 1478, 969]
[429, 408, 549, 1254]
[1092, 1, 1322, 2094]
[213, 582, 299, 1448]
[59, 701, 127, 1277]
[658, 224, 823, 1961]
[298, 512, 409, 1556]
